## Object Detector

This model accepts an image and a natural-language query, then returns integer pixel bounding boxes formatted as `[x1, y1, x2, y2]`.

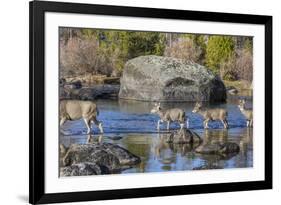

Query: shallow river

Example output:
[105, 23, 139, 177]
[60, 98, 253, 173]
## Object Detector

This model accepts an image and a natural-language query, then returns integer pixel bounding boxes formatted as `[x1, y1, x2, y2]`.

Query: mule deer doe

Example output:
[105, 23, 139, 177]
[60, 100, 103, 134]
[192, 102, 228, 129]
[238, 99, 253, 127]
[151, 103, 188, 130]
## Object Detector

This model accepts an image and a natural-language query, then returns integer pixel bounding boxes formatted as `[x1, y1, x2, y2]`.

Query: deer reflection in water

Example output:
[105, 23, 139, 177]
[202, 129, 228, 145]
[151, 132, 201, 170]
[152, 129, 232, 164]
[86, 134, 103, 144]
[239, 128, 253, 157]
[193, 129, 229, 170]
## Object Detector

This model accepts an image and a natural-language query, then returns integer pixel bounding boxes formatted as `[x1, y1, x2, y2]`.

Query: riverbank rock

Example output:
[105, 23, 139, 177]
[60, 84, 120, 100]
[119, 55, 226, 102]
[195, 142, 240, 155]
[60, 162, 110, 176]
[165, 128, 202, 144]
[60, 143, 141, 176]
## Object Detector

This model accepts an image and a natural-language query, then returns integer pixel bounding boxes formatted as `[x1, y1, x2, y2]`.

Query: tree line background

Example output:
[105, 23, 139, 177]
[60, 27, 253, 82]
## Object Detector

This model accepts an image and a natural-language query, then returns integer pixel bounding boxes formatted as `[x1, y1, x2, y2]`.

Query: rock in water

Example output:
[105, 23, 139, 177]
[195, 142, 240, 155]
[60, 143, 141, 176]
[119, 55, 226, 102]
[165, 128, 202, 144]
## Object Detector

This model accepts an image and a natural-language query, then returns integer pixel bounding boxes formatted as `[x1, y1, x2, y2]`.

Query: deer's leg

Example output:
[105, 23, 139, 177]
[246, 120, 250, 127]
[204, 119, 209, 129]
[92, 118, 104, 134]
[60, 117, 67, 127]
[221, 120, 225, 128]
[157, 120, 162, 130]
[186, 118, 189, 129]
[203, 120, 206, 129]
[83, 118, 91, 134]
[86, 134, 94, 144]
[180, 122, 184, 130]
[166, 121, 170, 130]
[222, 119, 228, 129]
[59, 144, 67, 157]
[98, 135, 103, 143]
[225, 120, 229, 129]
[250, 119, 253, 127]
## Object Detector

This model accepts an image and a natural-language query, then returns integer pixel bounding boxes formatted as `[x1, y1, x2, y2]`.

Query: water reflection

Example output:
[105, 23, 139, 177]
[123, 128, 252, 173]
[60, 127, 253, 174]
[202, 129, 228, 144]
[60, 98, 253, 175]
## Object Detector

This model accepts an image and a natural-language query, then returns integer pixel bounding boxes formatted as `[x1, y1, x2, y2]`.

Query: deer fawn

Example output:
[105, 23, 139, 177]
[192, 102, 228, 129]
[238, 99, 253, 127]
[151, 103, 188, 131]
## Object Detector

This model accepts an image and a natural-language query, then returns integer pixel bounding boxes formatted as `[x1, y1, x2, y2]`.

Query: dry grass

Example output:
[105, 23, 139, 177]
[64, 74, 120, 85]
[164, 37, 202, 63]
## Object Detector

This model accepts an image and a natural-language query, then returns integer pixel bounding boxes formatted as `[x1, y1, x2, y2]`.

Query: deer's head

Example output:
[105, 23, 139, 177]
[192, 102, 202, 113]
[151, 102, 162, 113]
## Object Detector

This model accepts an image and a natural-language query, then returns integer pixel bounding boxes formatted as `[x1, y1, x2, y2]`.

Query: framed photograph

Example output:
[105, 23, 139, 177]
[29, 0, 272, 204]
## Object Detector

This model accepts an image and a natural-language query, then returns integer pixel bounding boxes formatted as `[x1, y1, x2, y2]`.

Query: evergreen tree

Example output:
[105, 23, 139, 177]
[206, 36, 235, 74]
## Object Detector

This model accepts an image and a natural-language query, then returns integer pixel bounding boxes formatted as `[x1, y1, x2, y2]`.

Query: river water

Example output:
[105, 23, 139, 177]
[60, 97, 253, 173]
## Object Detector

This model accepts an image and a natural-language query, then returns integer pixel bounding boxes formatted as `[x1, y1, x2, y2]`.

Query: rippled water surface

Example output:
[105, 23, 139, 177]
[60, 98, 253, 173]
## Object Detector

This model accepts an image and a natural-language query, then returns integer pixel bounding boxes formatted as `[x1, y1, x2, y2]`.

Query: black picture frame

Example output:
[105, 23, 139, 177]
[29, 0, 272, 204]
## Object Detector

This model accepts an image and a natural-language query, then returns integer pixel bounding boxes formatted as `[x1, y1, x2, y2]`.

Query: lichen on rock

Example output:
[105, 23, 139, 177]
[119, 55, 226, 102]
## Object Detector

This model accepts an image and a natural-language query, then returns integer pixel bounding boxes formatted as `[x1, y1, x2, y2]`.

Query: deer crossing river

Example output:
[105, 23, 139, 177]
[60, 98, 253, 173]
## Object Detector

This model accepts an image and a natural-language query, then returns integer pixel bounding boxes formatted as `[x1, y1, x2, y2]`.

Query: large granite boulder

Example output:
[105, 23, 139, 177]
[119, 55, 226, 102]
[60, 143, 141, 176]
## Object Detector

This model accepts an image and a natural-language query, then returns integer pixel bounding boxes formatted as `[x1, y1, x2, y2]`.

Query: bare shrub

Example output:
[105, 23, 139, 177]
[219, 56, 237, 81]
[235, 49, 253, 82]
[219, 48, 253, 82]
[60, 37, 114, 77]
[164, 38, 202, 63]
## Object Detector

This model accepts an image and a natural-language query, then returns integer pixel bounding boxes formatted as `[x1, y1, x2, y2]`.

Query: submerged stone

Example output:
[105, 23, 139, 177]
[195, 142, 240, 155]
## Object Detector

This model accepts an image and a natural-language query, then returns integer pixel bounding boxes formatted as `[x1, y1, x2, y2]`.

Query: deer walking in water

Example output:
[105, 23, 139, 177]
[151, 103, 188, 131]
[192, 102, 228, 129]
[238, 99, 253, 127]
[60, 100, 104, 134]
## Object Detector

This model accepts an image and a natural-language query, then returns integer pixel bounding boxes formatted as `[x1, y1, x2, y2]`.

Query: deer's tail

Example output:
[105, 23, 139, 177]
[96, 107, 100, 116]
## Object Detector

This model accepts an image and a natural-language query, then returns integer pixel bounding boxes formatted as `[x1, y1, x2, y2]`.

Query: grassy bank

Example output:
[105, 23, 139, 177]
[224, 80, 252, 90]
[224, 80, 252, 97]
